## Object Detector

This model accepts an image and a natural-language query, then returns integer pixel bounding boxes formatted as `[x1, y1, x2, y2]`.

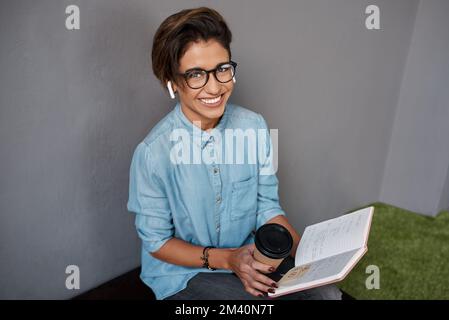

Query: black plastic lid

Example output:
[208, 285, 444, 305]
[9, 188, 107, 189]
[254, 223, 293, 259]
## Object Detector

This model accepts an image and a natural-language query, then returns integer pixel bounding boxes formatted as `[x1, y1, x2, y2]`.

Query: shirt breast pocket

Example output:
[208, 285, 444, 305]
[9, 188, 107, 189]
[230, 176, 258, 221]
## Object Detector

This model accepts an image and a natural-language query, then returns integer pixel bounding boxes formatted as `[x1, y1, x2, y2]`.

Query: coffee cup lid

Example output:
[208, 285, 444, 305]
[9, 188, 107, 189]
[254, 223, 293, 259]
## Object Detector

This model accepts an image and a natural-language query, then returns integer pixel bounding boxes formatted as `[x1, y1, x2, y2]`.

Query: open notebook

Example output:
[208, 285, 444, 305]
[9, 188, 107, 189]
[269, 206, 374, 298]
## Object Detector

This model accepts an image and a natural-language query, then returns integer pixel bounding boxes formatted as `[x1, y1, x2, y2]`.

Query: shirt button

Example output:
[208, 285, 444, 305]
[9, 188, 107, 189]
[216, 225, 220, 232]
[216, 196, 221, 203]
[213, 167, 219, 174]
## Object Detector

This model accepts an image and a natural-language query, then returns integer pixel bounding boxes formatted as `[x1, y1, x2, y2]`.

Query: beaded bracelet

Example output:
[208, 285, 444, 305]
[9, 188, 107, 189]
[201, 246, 216, 270]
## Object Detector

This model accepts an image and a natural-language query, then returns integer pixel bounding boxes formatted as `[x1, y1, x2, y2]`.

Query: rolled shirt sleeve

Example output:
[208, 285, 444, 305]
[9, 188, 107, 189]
[127, 142, 173, 253]
[255, 114, 286, 230]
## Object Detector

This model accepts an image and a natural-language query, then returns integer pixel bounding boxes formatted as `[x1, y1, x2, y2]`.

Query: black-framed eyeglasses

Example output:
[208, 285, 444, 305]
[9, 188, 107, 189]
[178, 61, 237, 89]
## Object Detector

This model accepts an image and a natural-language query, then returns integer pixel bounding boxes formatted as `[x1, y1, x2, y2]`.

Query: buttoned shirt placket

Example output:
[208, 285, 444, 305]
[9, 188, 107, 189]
[202, 134, 223, 246]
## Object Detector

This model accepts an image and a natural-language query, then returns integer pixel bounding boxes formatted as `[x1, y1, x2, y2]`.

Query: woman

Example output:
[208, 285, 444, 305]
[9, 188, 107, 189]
[127, 7, 341, 300]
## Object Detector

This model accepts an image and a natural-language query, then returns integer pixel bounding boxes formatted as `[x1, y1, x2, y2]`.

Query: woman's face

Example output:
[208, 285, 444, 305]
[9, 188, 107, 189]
[172, 39, 234, 131]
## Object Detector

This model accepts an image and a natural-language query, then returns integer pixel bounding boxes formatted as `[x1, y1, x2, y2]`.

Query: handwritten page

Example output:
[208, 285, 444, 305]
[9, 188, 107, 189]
[295, 207, 373, 266]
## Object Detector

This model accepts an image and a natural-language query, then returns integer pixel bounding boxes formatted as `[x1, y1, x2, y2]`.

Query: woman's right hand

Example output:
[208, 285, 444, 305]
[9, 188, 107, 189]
[227, 243, 278, 297]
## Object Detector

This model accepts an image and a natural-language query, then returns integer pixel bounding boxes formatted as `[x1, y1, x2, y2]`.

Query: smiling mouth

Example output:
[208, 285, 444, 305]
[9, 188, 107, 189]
[198, 94, 224, 107]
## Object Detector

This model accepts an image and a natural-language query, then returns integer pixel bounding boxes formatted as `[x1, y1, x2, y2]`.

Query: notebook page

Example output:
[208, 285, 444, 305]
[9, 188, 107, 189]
[278, 248, 360, 287]
[295, 207, 373, 266]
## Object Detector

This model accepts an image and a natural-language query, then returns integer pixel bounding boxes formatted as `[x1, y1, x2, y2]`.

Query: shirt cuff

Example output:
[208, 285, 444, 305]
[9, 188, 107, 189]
[256, 209, 286, 230]
[142, 237, 172, 254]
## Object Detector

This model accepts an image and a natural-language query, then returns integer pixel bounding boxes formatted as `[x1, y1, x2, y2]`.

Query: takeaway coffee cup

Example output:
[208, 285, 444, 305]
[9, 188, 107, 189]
[253, 223, 293, 269]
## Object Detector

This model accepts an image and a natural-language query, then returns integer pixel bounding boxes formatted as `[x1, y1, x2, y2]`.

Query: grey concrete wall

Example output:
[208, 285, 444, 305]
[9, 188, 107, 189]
[0, 0, 431, 299]
[439, 167, 449, 213]
[222, 0, 418, 228]
[380, 0, 449, 216]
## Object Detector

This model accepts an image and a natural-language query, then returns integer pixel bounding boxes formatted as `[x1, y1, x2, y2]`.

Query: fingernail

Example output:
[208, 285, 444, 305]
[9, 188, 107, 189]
[269, 267, 275, 272]
[268, 288, 275, 294]
[258, 293, 265, 298]
[271, 282, 278, 288]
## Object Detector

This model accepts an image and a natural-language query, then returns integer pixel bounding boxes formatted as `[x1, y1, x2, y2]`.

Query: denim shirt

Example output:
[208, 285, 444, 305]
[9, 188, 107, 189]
[127, 102, 285, 299]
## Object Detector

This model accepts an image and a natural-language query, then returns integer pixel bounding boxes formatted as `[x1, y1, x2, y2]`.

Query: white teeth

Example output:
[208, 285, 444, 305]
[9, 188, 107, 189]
[200, 95, 221, 104]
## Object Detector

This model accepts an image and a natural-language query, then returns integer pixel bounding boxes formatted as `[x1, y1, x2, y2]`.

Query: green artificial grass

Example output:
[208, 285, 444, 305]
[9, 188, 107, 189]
[337, 202, 449, 300]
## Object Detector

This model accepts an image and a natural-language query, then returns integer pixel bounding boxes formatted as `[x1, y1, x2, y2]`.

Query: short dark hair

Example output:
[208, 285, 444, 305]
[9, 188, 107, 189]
[151, 7, 233, 88]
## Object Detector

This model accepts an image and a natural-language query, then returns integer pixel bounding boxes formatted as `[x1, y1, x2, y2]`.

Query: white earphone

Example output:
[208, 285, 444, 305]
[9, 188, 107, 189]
[167, 81, 176, 99]
[232, 76, 236, 83]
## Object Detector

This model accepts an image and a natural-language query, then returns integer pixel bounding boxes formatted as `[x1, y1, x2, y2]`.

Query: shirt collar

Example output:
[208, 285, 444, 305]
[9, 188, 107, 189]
[174, 101, 231, 149]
